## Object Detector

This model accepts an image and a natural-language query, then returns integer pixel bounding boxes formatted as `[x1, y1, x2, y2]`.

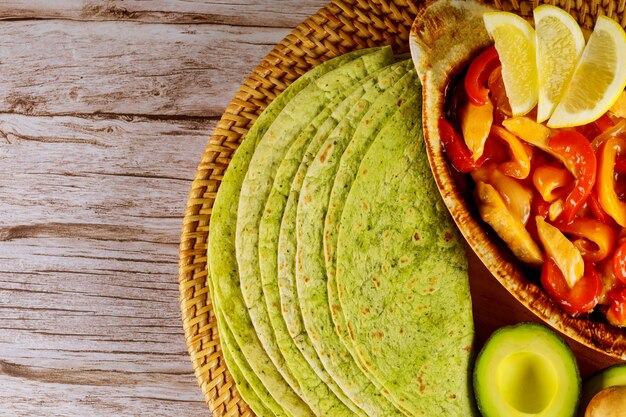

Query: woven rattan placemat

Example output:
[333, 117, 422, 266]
[178, 1, 615, 415]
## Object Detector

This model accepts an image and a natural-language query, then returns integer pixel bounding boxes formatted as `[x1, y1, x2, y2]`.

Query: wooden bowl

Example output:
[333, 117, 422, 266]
[409, 0, 626, 361]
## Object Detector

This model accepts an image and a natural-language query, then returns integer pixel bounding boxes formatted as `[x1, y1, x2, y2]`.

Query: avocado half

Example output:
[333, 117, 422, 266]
[578, 363, 626, 416]
[474, 323, 581, 417]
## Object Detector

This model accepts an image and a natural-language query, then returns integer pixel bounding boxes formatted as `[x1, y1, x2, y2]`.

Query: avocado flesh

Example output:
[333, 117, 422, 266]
[579, 363, 626, 416]
[474, 323, 581, 417]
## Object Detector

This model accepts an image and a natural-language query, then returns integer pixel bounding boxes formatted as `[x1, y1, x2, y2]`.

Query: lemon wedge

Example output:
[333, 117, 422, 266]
[534, 5, 585, 123]
[484, 12, 538, 116]
[548, 16, 626, 128]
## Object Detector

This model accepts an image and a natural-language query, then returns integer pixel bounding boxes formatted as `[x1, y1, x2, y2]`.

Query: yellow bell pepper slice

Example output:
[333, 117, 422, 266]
[597, 136, 626, 227]
[461, 100, 494, 161]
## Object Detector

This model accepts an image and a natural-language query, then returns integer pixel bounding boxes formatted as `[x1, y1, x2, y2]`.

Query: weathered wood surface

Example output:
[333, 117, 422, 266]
[1, 1, 622, 416]
[0, 1, 326, 416]
[0, 1, 325, 26]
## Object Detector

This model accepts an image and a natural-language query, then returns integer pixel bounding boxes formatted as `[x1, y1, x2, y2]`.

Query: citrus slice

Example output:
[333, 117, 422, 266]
[484, 12, 538, 116]
[534, 5, 585, 123]
[548, 16, 626, 128]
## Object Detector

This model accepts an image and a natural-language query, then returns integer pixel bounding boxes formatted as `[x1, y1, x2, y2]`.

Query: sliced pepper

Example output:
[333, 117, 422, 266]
[594, 114, 615, 133]
[597, 259, 620, 305]
[460, 100, 494, 161]
[541, 258, 602, 316]
[487, 66, 512, 122]
[490, 125, 532, 179]
[576, 114, 615, 139]
[501, 117, 557, 158]
[612, 240, 626, 285]
[589, 190, 613, 225]
[590, 118, 626, 151]
[614, 157, 626, 174]
[555, 217, 617, 263]
[532, 165, 573, 203]
[536, 216, 584, 288]
[548, 130, 596, 224]
[597, 137, 626, 227]
[464, 45, 500, 106]
[438, 118, 478, 173]
[532, 195, 550, 220]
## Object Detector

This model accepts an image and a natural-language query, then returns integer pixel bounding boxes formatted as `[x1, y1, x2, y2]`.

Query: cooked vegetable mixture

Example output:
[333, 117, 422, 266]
[443, 45, 626, 325]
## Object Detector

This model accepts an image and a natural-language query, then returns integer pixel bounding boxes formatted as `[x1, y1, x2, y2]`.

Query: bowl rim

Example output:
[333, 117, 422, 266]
[410, 0, 626, 361]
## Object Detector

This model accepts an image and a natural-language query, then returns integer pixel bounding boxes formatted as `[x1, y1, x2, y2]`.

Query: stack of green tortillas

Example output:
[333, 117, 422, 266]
[208, 46, 477, 417]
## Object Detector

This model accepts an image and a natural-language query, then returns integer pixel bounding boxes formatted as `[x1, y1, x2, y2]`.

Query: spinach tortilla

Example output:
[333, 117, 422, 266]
[294, 60, 416, 417]
[335, 97, 476, 416]
[209, 259, 280, 416]
[235, 46, 392, 409]
[217, 304, 281, 417]
[257, 66, 406, 416]
[323, 81, 420, 411]
[324, 71, 419, 362]
[208, 48, 377, 417]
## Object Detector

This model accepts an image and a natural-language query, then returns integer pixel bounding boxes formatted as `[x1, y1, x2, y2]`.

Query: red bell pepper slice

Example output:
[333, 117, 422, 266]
[439, 118, 481, 173]
[595, 114, 615, 133]
[533, 195, 550, 220]
[464, 46, 500, 106]
[613, 241, 626, 286]
[548, 130, 596, 223]
[589, 190, 612, 225]
[540, 257, 601, 316]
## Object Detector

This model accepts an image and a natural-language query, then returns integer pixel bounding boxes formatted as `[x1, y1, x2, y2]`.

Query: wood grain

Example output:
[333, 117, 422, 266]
[0, 1, 323, 415]
[0, 1, 327, 26]
[0, 113, 213, 416]
[0, 21, 287, 117]
[2, 0, 621, 416]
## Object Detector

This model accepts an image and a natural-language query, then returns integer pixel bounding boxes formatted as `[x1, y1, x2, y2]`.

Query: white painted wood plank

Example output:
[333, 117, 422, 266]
[0, 0, 329, 26]
[0, 21, 286, 117]
[0, 113, 212, 416]
[0, 1, 331, 415]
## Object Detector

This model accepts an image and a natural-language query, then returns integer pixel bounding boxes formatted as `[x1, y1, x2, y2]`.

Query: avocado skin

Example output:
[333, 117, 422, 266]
[579, 363, 626, 417]
[473, 322, 581, 417]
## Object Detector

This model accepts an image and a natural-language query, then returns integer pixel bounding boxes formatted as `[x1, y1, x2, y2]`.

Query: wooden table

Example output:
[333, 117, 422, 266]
[1, 1, 622, 416]
[0, 1, 328, 415]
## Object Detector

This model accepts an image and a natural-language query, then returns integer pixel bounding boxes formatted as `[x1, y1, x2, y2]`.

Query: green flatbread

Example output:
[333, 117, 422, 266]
[218, 306, 280, 417]
[324, 72, 419, 340]
[220, 333, 276, 417]
[324, 78, 419, 408]
[294, 61, 416, 417]
[258, 68, 397, 415]
[209, 195, 284, 416]
[235, 45, 392, 406]
[221, 353, 275, 417]
[335, 96, 476, 416]
[209, 258, 280, 415]
[260, 59, 414, 416]
[208, 48, 375, 417]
